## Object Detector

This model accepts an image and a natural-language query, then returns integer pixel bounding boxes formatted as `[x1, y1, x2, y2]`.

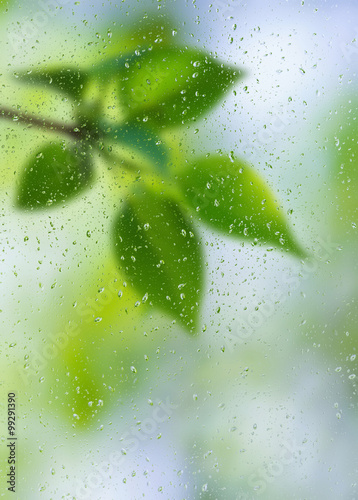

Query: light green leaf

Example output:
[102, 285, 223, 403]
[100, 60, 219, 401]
[178, 155, 305, 256]
[329, 100, 358, 236]
[16, 67, 88, 100]
[118, 47, 243, 126]
[17, 142, 93, 209]
[112, 188, 203, 331]
[0, 0, 14, 12]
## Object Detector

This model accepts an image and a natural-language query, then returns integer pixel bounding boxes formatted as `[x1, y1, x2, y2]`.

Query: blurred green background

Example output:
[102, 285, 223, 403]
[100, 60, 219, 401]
[1, 0, 357, 499]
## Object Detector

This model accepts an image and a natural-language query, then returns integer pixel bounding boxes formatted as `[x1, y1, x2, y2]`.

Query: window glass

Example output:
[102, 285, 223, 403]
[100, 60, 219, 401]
[1, 1, 356, 498]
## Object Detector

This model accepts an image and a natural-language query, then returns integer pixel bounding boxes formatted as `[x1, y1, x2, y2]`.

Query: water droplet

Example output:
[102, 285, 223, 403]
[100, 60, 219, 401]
[130, 366, 137, 373]
[94, 317, 102, 323]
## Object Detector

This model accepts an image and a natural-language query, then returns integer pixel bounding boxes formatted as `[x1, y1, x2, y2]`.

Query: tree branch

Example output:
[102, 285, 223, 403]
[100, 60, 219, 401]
[0, 106, 83, 139]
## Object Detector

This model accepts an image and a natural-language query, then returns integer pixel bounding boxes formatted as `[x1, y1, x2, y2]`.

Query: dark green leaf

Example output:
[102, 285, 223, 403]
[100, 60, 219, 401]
[118, 47, 243, 126]
[17, 142, 93, 209]
[178, 155, 305, 257]
[16, 67, 88, 100]
[113, 188, 203, 331]
[103, 121, 170, 173]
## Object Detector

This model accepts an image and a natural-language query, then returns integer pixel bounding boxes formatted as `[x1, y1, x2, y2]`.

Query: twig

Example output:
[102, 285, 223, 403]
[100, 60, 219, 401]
[0, 106, 82, 139]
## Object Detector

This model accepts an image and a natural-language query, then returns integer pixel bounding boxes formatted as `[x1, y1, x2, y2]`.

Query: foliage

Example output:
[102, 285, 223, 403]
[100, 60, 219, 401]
[12, 25, 304, 333]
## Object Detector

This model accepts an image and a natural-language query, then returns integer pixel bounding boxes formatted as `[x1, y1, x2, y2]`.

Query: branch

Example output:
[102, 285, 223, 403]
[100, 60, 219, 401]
[0, 106, 83, 139]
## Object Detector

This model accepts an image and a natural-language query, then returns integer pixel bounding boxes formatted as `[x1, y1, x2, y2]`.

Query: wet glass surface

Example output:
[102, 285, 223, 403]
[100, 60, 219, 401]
[1, 1, 357, 498]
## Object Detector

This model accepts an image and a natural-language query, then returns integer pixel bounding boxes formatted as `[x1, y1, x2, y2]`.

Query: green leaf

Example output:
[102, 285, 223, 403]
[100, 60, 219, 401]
[328, 100, 358, 237]
[87, 15, 175, 71]
[16, 67, 88, 100]
[0, 0, 12, 11]
[112, 188, 203, 331]
[102, 121, 170, 173]
[118, 47, 243, 126]
[177, 155, 305, 257]
[17, 142, 93, 209]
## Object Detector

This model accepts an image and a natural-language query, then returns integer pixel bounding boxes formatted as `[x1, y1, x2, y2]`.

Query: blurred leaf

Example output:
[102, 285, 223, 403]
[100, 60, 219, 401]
[118, 47, 243, 126]
[16, 67, 88, 100]
[329, 100, 358, 237]
[78, 17, 175, 121]
[178, 155, 305, 256]
[113, 188, 203, 331]
[103, 121, 170, 173]
[0, 0, 11, 11]
[87, 14, 174, 67]
[17, 142, 93, 209]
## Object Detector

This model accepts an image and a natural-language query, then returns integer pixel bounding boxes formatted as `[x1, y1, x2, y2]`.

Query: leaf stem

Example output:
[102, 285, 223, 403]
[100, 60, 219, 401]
[0, 106, 83, 139]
